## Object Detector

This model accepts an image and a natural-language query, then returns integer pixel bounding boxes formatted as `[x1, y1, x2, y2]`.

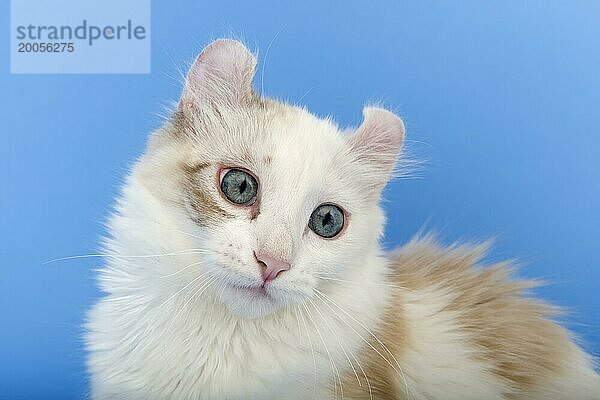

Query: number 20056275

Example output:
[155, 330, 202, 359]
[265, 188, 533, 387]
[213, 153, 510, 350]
[18, 42, 74, 52]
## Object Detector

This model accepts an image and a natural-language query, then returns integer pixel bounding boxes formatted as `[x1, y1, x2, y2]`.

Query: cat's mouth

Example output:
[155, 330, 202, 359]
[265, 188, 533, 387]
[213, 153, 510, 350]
[217, 274, 308, 318]
[230, 284, 270, 299]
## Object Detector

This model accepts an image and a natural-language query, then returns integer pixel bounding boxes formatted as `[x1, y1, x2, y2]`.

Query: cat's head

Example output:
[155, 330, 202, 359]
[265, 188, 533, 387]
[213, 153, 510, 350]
[138, 39, 404, 319]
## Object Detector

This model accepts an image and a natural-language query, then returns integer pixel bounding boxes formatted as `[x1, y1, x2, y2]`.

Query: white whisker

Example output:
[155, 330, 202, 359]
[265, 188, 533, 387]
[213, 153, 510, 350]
[302, 302, 340, 399]
[172, 274, 218, 324]
[44, 249, 212, 265]
[313, 292, 373, 400]
[157, 271, 211, 311]
[296, 305, 318, 394]
[315, 288, 413, 400]
[260, 24, 288, 95]
[306, 299, 344, 399]
[297, 86, 314, 105]
[173, 229, 206, 241]
[159, 260, 204, 279]
[310, 295, 361, 388]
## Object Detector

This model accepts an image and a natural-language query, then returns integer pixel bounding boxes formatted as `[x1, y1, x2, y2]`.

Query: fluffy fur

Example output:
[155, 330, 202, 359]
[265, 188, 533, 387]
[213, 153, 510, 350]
[86, 39, 600, 399]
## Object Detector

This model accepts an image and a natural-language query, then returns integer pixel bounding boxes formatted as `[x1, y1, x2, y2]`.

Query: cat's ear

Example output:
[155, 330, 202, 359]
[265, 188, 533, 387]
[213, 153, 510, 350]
[348, 107, 405, 191]
[179, 39, 257, 111]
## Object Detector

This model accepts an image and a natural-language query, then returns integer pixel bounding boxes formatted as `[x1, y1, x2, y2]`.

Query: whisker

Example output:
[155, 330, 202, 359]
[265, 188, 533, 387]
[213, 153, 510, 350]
[297, 86, 314, 105]
[215, 275, 229, 300]
[159, 260, 204, 279]
[309, 295, 361, 388]
[260, 24, 288, 95]
[46, 219, 213, 265]
[157, 271, 211, 310]
[315, 288, 414, 400]
[142, 273, 218, 356]
[306, 299, 344, 400]
[126, 275, 215, 358]
[44, 249, 212, 265]
[313, 292, 373, 400]
[172, 274, 218, 323]
[302, 302, 340, 399]
[182, 275, 227, 349]
[296, 305, 318, 394]
[184, 277, 229, 391]
[173, 229, 207, 241]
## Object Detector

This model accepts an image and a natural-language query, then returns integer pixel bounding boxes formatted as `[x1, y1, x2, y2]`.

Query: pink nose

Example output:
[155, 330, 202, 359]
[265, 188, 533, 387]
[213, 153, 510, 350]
[254, 252, 291, 282]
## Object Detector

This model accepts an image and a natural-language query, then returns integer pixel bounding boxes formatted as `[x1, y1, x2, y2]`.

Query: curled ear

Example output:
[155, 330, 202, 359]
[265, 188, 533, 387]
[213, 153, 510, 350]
[179, 39, 257, 111]
[348, 107, 405, 191]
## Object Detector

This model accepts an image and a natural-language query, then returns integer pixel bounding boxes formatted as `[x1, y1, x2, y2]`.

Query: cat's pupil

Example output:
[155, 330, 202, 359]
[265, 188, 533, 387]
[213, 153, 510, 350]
[322, 212, 332, 227]
[239, 178, 247, 194]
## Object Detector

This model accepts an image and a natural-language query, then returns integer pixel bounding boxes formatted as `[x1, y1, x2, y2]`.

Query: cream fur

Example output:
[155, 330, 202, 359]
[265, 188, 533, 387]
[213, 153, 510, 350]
[86, 39, 600, 399]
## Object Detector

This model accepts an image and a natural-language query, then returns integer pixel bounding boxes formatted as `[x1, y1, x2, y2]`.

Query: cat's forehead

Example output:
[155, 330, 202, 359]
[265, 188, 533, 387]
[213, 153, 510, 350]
[263, 105, 348, 168]
[188, 102, 352, 180]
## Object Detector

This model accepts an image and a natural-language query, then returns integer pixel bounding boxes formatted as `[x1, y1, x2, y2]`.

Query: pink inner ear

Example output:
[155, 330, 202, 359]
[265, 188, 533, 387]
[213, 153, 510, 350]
[352, 107, 405, 164]
[192, 40, 242, 78]
[179, 39, 257, 109]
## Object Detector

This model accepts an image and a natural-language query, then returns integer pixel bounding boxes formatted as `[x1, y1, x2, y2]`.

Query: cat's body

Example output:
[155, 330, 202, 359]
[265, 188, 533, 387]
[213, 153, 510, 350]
[86, 39, 600, 399]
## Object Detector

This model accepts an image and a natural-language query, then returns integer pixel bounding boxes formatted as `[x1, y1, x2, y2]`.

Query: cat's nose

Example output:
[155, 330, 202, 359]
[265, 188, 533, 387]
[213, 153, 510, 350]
[254, 251, 291, 282]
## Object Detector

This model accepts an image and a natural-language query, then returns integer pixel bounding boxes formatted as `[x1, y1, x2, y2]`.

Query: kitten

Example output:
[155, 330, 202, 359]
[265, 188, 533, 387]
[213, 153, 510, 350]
[86, 39, 600, 399]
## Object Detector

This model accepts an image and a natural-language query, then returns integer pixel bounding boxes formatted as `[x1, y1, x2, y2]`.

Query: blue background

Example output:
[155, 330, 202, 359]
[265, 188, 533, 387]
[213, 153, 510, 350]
[1, 1, 599, 398]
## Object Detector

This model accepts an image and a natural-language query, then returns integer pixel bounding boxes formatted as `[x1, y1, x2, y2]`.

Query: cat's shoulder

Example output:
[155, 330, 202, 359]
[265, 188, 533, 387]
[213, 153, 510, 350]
[378, 236, 600, 398]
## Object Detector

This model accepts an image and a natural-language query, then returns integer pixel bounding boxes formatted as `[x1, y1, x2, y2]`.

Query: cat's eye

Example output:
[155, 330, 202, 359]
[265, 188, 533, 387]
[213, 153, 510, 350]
[220, 168, 258, 205]
[308, 204, 345, 238]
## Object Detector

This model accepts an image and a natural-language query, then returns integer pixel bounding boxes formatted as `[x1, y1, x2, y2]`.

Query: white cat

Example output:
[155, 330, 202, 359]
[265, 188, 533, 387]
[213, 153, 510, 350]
[86, 39, 600, 399]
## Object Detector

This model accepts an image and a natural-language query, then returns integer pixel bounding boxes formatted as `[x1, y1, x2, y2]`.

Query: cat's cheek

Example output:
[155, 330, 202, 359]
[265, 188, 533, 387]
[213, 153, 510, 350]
[303, 222, 374, 282]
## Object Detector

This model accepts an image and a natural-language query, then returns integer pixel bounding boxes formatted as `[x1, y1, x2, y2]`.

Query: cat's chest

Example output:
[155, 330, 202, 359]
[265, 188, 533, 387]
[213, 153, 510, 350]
[150, 306, 331, 399]
[91, 290, 373, 399]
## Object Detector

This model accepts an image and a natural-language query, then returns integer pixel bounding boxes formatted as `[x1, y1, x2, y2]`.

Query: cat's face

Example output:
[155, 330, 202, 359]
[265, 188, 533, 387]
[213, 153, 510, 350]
[139, 40, 404, 319]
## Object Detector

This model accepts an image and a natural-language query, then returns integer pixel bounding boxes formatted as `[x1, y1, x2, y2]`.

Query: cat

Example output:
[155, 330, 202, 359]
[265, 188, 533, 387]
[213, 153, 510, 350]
[86, 39, 600, 399]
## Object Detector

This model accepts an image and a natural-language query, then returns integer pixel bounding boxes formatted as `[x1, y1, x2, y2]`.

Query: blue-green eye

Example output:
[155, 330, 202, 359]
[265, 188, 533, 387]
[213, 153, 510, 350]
[220, 169, 258, 205]
[308, 204, 345, 238]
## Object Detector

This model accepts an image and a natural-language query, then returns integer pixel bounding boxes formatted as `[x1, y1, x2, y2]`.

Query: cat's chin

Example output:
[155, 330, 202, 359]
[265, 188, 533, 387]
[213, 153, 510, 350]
[218, 284, 282, 319]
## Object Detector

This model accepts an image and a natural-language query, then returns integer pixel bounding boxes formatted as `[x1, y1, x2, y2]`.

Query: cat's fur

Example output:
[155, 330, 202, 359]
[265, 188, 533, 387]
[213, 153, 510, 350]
[86, 39, 600, 399]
